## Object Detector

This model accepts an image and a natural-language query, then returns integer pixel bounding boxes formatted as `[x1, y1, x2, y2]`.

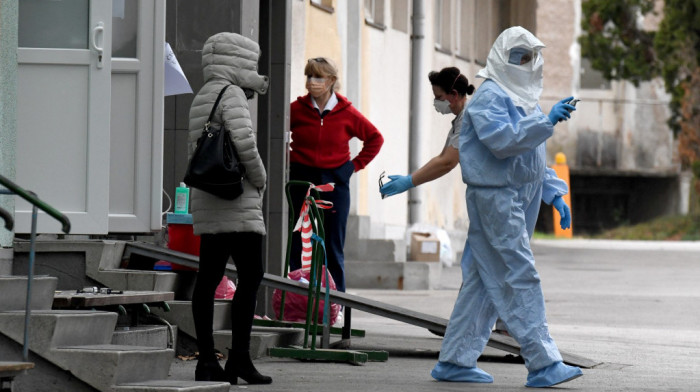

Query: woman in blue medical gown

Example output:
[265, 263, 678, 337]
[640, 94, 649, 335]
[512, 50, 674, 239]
[430, 26, 583, 388]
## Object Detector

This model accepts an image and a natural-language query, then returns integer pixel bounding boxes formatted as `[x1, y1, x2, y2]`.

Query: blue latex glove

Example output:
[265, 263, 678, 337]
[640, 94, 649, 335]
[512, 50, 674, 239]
[380, 174, 414, 197]
[548, 97, 576, 125]
[552, 195, 571, 230]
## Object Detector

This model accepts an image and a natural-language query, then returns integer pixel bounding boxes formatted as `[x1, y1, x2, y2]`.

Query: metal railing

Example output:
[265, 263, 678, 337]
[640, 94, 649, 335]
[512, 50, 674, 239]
[0, 174, 70, 362]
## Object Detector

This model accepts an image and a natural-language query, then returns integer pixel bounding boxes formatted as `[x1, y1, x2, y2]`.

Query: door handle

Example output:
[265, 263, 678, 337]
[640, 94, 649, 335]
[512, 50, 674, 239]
[92, 22, 104, 69]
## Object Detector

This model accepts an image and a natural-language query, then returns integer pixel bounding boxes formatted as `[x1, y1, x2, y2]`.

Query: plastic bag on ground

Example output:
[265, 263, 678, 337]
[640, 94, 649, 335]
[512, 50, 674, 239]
[214, 276, 236, 299]
[272, 266, 340, 325]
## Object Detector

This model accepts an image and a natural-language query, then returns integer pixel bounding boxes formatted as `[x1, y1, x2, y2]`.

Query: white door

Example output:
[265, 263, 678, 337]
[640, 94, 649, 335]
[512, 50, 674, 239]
[108, 1, 165, 232]
[16, 0, 112, 234]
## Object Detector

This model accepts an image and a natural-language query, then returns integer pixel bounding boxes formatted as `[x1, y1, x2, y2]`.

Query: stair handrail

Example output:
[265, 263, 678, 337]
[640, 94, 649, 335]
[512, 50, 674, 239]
[0, 173, 71, 363]
[0, 174, 70, 233]
[0, 206, 13, 231]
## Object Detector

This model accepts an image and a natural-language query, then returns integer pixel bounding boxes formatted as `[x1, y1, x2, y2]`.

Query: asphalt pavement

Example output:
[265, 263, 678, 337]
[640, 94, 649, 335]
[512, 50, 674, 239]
[169, 239, 700, 391]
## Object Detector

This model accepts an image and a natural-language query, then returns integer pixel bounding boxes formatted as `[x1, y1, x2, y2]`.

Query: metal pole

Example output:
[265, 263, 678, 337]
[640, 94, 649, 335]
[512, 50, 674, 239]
[22, 205, 38, 362]
[408, 0, 425, 224]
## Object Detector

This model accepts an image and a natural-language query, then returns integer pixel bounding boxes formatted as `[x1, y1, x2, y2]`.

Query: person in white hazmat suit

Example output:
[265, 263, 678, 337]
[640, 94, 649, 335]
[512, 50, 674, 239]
[430, 26, 582, 387]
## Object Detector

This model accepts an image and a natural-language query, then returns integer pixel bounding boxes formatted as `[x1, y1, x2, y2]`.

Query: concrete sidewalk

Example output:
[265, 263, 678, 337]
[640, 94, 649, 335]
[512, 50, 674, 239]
[169, 239, 700, 391]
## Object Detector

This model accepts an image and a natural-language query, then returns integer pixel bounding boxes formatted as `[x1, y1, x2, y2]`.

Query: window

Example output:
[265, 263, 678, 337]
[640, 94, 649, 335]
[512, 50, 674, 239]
[365, 0, 386, 28]
[19, 0, 89, 49]
[474, 0, 493, 64]
[112, 0, 139, 58]
[580, 57, 611, 90]
[500, 0, 536, 32]
[434, 0, 452, 52]
[311, 0, 334, 13]
[456, 0, 474, 59]
[392, 0, 410, 33]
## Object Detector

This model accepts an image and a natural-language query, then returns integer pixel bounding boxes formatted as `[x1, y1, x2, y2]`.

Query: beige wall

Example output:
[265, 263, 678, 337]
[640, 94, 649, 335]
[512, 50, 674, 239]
[291, 2, 343, 99]
[304, 4, 343, 86]
[289, 0, 676, 239]
[360, 17, 413, 227]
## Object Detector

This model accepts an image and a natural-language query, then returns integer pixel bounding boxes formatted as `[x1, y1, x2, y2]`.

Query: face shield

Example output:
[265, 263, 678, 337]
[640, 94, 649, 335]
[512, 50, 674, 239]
[508, 47, 536, 66]
[475, 26, 546, 113]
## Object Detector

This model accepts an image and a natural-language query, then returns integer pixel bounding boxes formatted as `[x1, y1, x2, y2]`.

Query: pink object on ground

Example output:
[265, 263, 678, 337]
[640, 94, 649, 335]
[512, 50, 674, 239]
[271, 267, 340, 324]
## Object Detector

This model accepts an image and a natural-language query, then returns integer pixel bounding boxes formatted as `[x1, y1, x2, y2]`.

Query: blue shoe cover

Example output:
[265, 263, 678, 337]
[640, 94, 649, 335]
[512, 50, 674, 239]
[430, 361, 493, 383]
[526, 361, 583, 388]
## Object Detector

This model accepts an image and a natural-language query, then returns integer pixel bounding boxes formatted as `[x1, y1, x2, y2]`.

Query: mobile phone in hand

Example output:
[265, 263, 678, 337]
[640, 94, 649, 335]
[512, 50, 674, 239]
[566, 98, 580, 112]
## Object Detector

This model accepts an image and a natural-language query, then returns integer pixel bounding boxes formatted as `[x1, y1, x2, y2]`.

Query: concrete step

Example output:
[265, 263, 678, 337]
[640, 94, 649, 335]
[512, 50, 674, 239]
[153, 301, 303, 358]
[0, 310, 117, 352]
[345, 215, 406, 262]
[344, 238, 406, 262]
[151, 301, 231, 338]
[345, 260, 442, 290]
[213, 326, 304, 359]
[51, 344, 174, 392]
[97, 269, 180, 293]
[0, 306, 222, 392]
[113, 380, 230, 392]
[112, 325, 178, 350]
[0, 275, 58, 311]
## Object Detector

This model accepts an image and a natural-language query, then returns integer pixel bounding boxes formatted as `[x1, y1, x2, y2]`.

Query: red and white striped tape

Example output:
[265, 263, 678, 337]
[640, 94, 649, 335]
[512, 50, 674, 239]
[293, 183, 334, 270]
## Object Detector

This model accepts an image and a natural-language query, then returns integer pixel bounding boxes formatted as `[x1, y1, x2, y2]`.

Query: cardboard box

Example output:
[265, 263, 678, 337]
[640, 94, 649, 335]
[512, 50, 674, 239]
[409, 232, 440, 262]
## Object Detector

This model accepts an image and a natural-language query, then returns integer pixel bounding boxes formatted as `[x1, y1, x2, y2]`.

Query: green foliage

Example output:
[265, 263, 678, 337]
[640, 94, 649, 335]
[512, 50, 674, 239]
[654, 0, 700, 132]
[693, 160, 700, 179]
[592, 214, 700, 241]
[580, 0, 700, 134]
[532, 232, 561, 240]
[579, 0, 658, 86]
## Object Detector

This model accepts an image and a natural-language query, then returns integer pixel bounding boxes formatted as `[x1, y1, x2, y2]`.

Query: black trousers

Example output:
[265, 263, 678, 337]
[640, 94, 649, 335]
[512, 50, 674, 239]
[289, 161, 353, 292]
[192, 232, 264, 358]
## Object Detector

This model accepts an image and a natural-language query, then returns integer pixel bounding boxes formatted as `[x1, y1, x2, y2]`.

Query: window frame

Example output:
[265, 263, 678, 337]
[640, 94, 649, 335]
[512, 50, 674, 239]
[391, 0, 410, 34]
[434, 0, 452, 54]
[365, 0, 387, 30]
[310, 0, 334, 14]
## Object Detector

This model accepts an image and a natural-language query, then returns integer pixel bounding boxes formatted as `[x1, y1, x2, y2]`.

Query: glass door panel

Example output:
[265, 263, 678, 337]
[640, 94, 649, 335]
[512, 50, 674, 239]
[112, 0, 139, 58]
[18, 0, 90, 49]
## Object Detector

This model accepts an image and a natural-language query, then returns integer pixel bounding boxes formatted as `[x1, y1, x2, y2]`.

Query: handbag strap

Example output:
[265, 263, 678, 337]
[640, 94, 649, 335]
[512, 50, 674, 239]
[205, 85, 232, 131]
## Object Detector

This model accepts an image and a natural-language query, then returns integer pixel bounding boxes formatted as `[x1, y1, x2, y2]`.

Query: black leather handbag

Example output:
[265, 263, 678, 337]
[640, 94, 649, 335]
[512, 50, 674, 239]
[184, 85, 246, 200]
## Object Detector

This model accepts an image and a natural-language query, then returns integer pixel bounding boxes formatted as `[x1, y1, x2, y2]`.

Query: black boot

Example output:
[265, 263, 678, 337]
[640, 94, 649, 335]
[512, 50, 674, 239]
[195, 358, 227, 382]
[225, 350, 272, 385]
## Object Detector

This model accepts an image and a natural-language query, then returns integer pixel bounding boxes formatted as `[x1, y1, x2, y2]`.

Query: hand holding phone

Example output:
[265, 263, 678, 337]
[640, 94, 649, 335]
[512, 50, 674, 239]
[566, 98, 580, 113]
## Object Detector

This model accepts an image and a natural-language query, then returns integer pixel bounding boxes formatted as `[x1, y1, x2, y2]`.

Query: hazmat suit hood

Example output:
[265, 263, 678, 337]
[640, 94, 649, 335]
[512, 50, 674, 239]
[476, 26, 545, 114]
[201, 32, 269, 95]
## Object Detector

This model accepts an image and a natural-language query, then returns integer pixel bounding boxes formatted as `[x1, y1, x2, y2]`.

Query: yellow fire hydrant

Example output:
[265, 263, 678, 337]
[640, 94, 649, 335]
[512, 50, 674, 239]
[552, 152, 573, 238]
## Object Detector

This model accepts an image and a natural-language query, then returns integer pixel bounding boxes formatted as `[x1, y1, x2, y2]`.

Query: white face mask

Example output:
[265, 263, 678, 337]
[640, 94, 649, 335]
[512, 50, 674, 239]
[433, 99, 452, 114]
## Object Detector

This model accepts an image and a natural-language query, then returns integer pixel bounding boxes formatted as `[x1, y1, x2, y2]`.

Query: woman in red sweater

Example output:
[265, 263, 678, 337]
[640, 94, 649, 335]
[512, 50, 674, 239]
[289, 57, 384, 294]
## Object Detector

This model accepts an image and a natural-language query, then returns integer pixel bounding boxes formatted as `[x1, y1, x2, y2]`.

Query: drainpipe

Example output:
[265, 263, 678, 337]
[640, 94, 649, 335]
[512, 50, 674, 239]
[408, 0, 425, 224]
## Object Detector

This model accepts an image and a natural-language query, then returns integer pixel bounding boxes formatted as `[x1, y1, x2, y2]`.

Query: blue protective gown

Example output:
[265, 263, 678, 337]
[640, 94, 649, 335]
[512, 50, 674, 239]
[438, 79, 568, 372]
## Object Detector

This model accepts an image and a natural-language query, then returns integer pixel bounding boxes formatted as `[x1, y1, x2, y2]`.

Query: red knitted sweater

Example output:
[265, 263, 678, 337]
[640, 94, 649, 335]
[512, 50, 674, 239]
[290, 93, 384, 171]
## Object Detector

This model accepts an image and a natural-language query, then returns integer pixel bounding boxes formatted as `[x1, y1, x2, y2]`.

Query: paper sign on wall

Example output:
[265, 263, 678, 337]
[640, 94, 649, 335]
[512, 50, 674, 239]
[164, 42, 193, 96]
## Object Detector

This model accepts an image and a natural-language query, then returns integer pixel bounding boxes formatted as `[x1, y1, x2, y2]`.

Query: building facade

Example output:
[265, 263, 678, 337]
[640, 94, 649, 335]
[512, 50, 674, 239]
[290, 0, 680, 239]
[0, 0, 683, 251]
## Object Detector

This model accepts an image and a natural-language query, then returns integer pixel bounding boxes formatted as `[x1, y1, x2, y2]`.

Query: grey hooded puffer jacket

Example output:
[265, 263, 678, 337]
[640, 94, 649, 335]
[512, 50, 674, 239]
[187, 32, 269, 235]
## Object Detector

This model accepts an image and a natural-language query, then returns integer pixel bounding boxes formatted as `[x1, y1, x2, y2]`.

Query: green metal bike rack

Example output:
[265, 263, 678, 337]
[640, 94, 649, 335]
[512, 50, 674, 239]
[268, 181, 388, 365]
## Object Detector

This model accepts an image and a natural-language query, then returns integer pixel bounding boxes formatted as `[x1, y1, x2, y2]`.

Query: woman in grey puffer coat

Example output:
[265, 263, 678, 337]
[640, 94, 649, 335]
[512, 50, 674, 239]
[187, 32, 271, 385]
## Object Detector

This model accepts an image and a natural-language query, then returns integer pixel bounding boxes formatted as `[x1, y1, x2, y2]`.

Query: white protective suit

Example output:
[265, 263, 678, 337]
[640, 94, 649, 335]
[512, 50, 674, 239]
[433, 27, 582, 387]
